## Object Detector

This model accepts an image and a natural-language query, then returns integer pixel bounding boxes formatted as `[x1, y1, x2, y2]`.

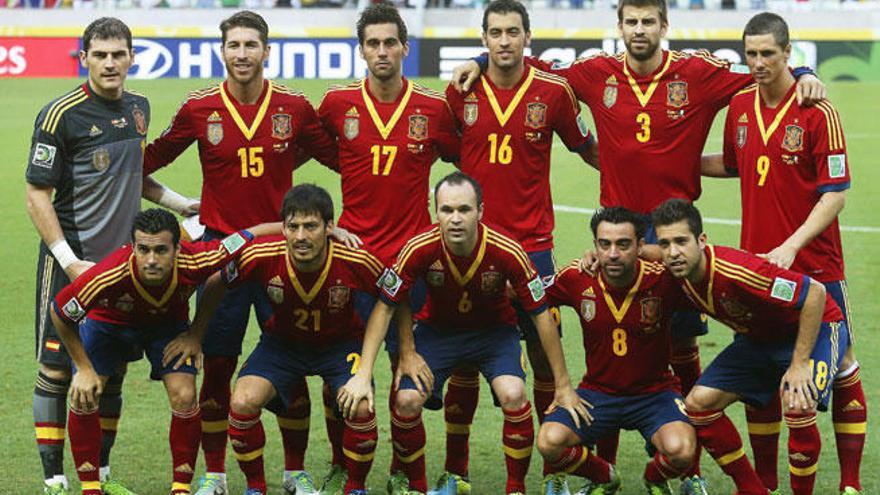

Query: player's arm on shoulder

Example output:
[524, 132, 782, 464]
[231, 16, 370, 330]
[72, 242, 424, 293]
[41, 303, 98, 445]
[764, 190, 845, 270]
[143, 176, 200, 217]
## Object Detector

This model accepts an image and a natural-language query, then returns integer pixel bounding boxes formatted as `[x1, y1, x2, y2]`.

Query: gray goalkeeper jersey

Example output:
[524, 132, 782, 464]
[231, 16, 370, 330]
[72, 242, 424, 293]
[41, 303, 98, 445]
[26, 83, 150, 261]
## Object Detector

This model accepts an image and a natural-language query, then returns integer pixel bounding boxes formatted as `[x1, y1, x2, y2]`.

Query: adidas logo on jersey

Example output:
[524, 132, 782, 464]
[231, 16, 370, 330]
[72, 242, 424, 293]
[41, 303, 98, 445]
[77, 462, 96, 473]
[582, 287, 595, 297]
[345, 106, 359, 117]
[843, 400, 865, 412]
[207, 111, 222, 122]
[89, 125, 102, 137]
[269, 275, 283, 285]
[430, 260, 443, 270]
[738, 113, 748, 123]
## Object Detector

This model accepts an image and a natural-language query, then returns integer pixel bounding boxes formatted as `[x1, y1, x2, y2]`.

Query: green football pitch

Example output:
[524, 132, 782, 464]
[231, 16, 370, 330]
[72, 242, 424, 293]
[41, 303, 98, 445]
[0, 77, 877, 494]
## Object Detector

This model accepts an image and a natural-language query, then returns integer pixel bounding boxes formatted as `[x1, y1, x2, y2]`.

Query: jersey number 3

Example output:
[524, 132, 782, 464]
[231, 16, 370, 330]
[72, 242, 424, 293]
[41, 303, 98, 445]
[636, 113, 651, 143]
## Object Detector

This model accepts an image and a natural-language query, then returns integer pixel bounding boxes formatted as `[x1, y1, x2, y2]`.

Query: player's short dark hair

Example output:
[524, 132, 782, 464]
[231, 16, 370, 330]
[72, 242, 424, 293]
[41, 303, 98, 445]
[82, 17, 132, 52]
[743, 12, 789, 49]
[434, 171, 483, 207]
[220, 10, 269, 47]
[131, 208, 181, 245]
[617, 0, 668, 25]
[651, 198, 703, 238]
[280, 184, 334, 225]
[482, 0, 530, 33]
[357, 2, 408, 46]
[590, 207, 647, 240]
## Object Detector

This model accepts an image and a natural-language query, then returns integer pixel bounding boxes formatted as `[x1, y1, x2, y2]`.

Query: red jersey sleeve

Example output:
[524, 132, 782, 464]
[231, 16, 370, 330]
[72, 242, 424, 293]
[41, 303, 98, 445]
[221, 237, 280, 289]
[506, 244, 547, 314]
[338, 245, 386, 297]
[543, 262, 580, 308]
[435, 99, 462, 163]
[722, 104, 740, 175]
[689, 51, 753, 112]
[144, 100, 196, 175]
[294, 97, 339, 172]
[740, 258, 813, 312]
[444, 83, 465, 133]
[811, 101, 850, 193]
[527, 55, 601, 104]
[549, 79, 595, 161]
[53, 250, 130, 324]
[181, 230, 255, 281]
[380, 237, 433, 306]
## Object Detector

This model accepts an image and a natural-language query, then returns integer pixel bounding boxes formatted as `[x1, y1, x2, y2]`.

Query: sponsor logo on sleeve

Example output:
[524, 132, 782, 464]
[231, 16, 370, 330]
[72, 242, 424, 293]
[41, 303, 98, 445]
[770, 277, 797, 302]
[730, 64, 751, 74]
[828, 154, 846, 179]
[379, 268, 403, 297]
[32, 143, 57, 169]
[62, 298, 85, 321]
[221, 233, 247, 255]
[223, 260, 239, 283]
[528, 276, 545, 302]
[576, 113, 589, 137]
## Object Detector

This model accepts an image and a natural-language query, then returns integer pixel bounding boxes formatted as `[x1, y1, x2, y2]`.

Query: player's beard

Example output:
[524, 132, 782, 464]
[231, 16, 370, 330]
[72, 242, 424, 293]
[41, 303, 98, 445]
[625, 37, 660, 62]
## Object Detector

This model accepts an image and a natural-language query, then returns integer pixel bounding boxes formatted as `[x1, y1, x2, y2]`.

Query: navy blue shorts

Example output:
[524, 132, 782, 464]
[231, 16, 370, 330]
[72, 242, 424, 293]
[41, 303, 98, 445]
[238, 333, 363, 410]
[824, 280, 854, 343]
[398, 322, 526, 410]
[199, 229, 273, 357]
[354, 279, 427, 356]
[545, 388, 688, 450]
[516, 249, 561, 342]
[643, 219, 708, 341]
[77, 318, 197, 380]
[697, 321, 849, 411]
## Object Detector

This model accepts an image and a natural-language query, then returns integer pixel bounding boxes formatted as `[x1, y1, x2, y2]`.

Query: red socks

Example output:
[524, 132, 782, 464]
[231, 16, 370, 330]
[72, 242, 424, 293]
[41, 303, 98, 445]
[322, 384, 345, 468]
[444, 368, 480, 477]
[833, 365, 866, 492]
[746, 395, 782, 491]
[199, 356, 238, 474]
[643, 452, 687, 483]
[785, 412, 820, 495]
[68, 406, 102, 495]
[547, 445, 612, 482]
[170, 406, 201, 494]
[502, 402, 534, 494]
[390, 410, 428, 492]
[228, 410, 266, 492]
[342, 412, 378, 493]
[278, 380, 311, 472]
[595, 434, 620, 466]
[688, 409, 766, 495]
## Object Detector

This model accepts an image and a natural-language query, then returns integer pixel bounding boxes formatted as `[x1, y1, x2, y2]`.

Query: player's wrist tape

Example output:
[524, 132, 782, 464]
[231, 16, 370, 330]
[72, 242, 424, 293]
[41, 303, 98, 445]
[158, 186, 193, 214]
[49, 239, 79, 270]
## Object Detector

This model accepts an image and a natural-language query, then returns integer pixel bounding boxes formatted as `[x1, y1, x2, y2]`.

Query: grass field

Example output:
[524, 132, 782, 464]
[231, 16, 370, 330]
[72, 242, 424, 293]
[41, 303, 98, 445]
[1, 77, 877, 495]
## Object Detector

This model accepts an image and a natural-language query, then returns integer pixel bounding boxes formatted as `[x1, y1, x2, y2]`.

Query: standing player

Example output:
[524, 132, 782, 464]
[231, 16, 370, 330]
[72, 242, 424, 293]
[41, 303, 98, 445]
[652, 199, 849, 495]
[144, 11, 339, 495]
[197, 184, 383, 495]
[539, 207, 704, 495]
[441, 1, 597, 487]
[26, 18, 196, 495]
[49, 209, 258, 495]
[316, 4, 460, 490]
[451, 0, 826, 466]
[338, 172, 588, 495]
[702, 13, 865, 495]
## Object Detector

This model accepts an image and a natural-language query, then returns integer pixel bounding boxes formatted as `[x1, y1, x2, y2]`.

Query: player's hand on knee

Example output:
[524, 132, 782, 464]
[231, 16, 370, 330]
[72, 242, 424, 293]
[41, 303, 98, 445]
[452, 60, 481, 93]
[781, 361, 818, 412]
[70, 368, 102, 412]
[330, 226, 363, 248]
[550, 386, 593, 428]
[577, 249, 599, 275]
[162, 331, 202, 370]
[338, 374, 373, 421]
[395, 351, 434, 395]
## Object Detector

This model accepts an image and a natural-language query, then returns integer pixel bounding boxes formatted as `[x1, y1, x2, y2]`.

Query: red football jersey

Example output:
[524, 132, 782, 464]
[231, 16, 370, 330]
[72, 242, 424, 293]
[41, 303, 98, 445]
[222, 238, 384, 346]
[531, 50, 751, 213]
[545, 259, 684, 395]
[678, 245, 843, 343]
[723, 84, 850, 282]
[144, 80, 338, 234]
[380, 223, 547, 330]
[54, 231, 253, 326]
[318, 78, 460, 264]
[446, 66, 594, 252]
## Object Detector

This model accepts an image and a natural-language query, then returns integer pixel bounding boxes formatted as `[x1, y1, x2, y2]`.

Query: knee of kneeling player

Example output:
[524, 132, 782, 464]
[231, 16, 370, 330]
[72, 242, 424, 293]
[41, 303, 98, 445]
[394, 390, 425, 417]
[683, 387, 716, 414]
[537, 423, 570, 458]
[353, 399, 373, 419]
[230, 389, 264, 416]
[661, 432, 696, 468]
[496, 385, 527, 410]
[168, 382, 198, 412]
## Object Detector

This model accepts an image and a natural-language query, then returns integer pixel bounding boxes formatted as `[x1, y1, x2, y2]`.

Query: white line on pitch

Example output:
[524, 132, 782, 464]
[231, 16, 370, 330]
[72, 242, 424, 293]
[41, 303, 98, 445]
[553, 204, 880, 233]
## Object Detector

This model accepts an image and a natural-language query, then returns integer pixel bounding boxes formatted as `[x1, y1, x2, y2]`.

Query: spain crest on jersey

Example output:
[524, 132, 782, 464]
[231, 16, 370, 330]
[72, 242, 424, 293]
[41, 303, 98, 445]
[328, 286, 350, 310]
[666, 81, 689, 108]
[344, 117, 359, 140]
[132, 106, 147, 135]
[115, 293, 134, 312]
[640, 297, 661, 325]
[481, 271, 503, 293]
[463, 105, 478, 126]
[603, 85, 617, 109]
[272, 113, 292, 140]
[525, 102, 547, 129]
[207, 123, 223, 145]
[408, 114, 429, 141]
[580, 299, 596, 322]
[267, 276, 285, 305]
[737, 126, 747, 149]
[93, 148, 110, 171]
[719, 296, 751, 320]
[782, 124, 804, 153]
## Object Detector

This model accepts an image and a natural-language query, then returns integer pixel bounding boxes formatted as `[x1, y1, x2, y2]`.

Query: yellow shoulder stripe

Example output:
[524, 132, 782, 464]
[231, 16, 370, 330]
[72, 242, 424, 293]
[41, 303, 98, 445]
[43, 89, 88, 134]
[79, 267, 130, 306]
[397, 233, 440, 271]
[715, 259, 771, 284]
[534, 72, 579, 112]
[816, 101, 844, 151]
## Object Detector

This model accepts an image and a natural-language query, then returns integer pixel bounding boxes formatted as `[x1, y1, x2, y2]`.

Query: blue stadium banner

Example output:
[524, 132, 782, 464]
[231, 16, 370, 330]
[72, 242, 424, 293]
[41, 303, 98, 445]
[78, 37, 420, 79]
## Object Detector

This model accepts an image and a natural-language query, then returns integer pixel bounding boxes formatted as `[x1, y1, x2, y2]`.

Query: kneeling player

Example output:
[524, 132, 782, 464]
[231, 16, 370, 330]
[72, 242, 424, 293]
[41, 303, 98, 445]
[653, 199, 849, 495]
[51, 209, 258, 495]
[204, 185, 383, 495]
[539, 207, 705, 495]
[338, 172, 587, 495]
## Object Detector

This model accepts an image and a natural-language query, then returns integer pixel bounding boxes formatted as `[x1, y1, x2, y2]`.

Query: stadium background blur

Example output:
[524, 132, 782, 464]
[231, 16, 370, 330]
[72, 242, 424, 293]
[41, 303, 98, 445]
[1, 3, 878, 493]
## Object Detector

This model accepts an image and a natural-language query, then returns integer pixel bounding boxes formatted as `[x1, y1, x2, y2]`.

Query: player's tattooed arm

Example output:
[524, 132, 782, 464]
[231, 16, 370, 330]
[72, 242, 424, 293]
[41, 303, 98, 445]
[26, 183, 94, 280]
[394, 302, 434, 395]
[762, 191, 845, 270]
[531, 309, 593, 427]
[781, 279, 824, 412]
[164, 272, 226, 371]
[338, 300, 395, 420]
[50, 308, 103, 412]
[143, 176, 200, 217]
